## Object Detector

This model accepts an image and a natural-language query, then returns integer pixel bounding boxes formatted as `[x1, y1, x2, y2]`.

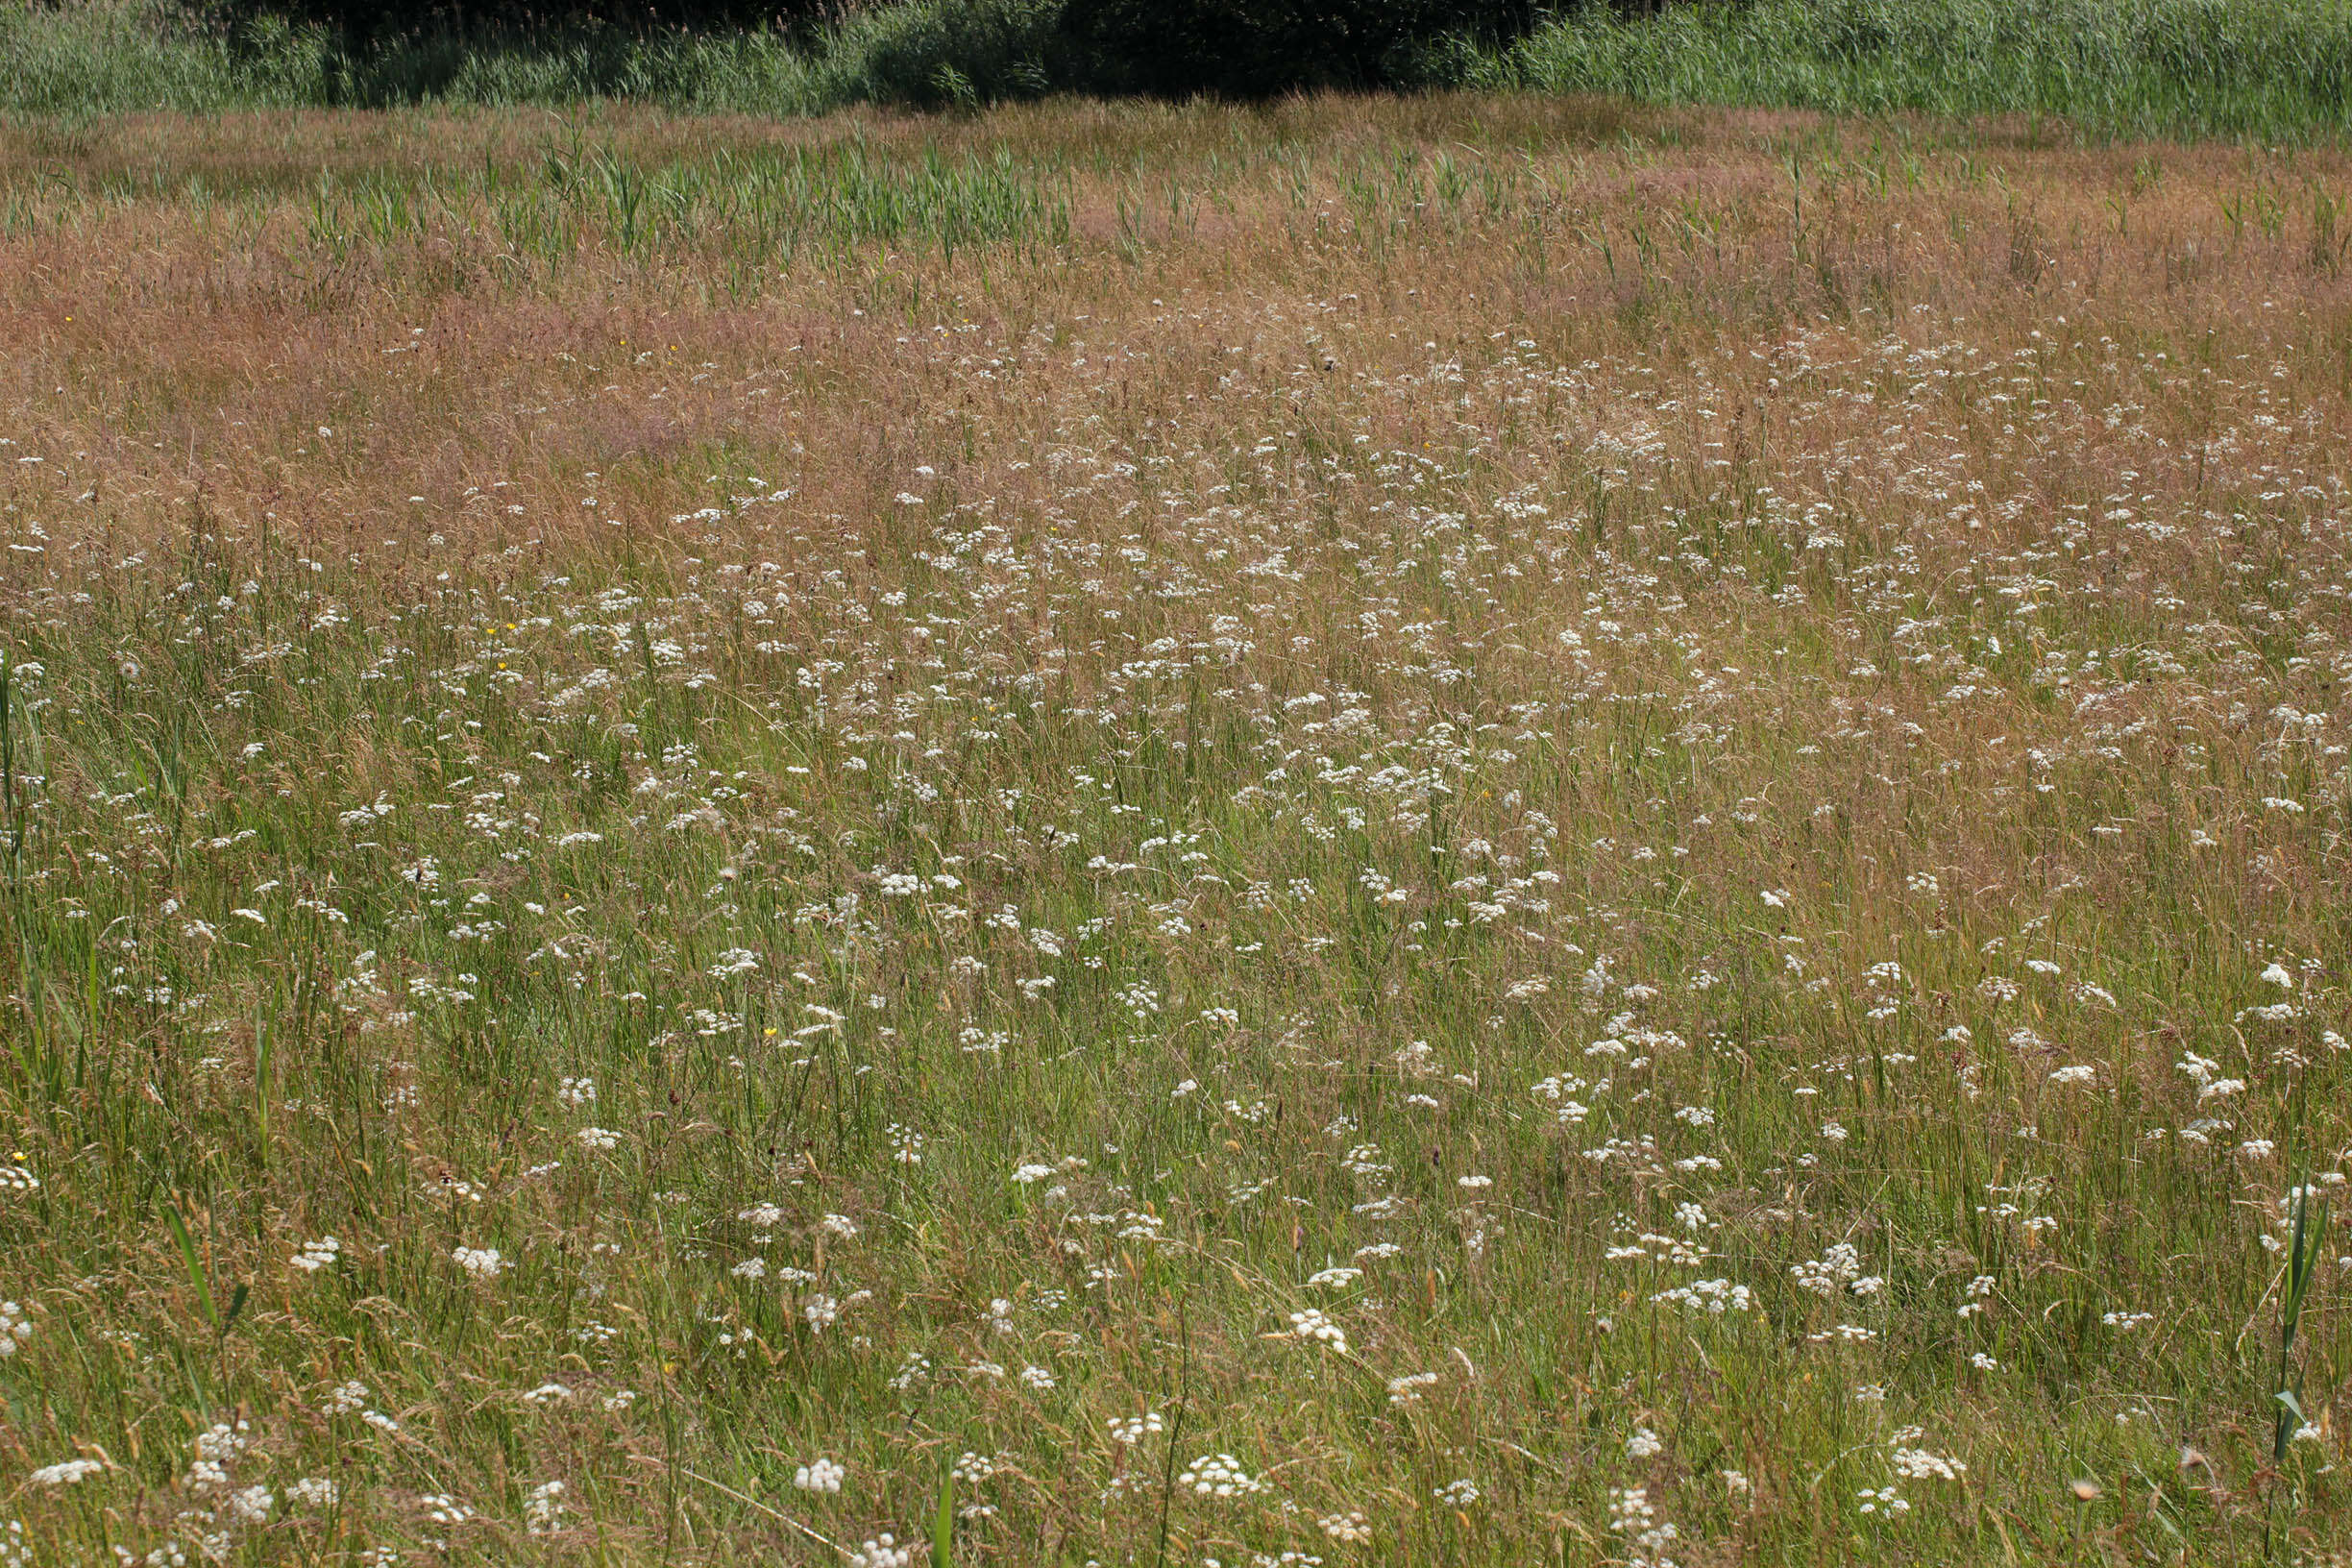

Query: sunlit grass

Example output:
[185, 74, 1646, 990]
[0, 96, 2347, 1565]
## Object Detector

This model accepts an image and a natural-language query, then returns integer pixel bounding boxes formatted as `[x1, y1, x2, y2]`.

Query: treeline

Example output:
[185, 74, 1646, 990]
[8, 0, 2352, 138]
[178, 0, 1546, 99]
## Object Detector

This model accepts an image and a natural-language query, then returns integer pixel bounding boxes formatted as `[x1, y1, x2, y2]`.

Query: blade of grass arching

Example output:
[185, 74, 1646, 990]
[253, 1017, 272, 1170]
[2274, 1188, 2326, 1461]
[165, 1197, 220, 1335]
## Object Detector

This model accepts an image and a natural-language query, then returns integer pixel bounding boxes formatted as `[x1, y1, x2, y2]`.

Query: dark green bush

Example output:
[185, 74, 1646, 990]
[1057, 0, 1540, 97]
[830, 0, 1066, 107]
[174, 0, 1537, 99]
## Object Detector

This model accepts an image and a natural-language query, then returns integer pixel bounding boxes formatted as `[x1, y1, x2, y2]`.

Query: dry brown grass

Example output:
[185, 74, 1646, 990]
[3, 100, 2346, 563]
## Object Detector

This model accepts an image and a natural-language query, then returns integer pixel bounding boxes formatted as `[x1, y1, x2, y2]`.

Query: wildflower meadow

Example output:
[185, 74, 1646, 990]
[0, 95, 2350, 1565]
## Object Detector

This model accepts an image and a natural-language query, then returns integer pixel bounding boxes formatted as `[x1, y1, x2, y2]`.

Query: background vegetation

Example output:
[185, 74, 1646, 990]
[10, 0, 2352, 137]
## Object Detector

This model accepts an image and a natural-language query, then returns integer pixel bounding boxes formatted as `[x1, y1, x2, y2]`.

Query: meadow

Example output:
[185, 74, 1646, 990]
[1, 94, 2350, 1565]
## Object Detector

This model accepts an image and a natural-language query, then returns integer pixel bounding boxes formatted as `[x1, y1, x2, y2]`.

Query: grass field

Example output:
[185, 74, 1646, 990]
[3, 95, 2352, 1565]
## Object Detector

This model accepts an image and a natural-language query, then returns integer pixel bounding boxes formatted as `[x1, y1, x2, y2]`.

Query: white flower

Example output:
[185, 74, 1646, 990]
[525, 1480, 566, 1536]
[287, 1477, 340, 1508]
[1284, 1308, 1350, 1354]
[452, 1245, 510, 1279]
[291, 1237, 342, 1273]
[1608, 1486, 1675, 1551]
[184, 1419, 250, 1493]
[1626, 1426, 1664, 1459]
[1179, 1455, 1266, 1499]
[1319, 1510, 1372, 1543]
[1386, 1371, 1439, 1406]
[577, 1126, 621, 1151]
[1651, 1277, 1755, 1314]
[849, 1534, 915, 1568]
[794, 1458, 845, 1494]
[30, 1458, 106, 1486]
[1891, 1447, 1968, 1481]
[1108, 1412, 1164, 1444]
[1792, 1243, 1863, 1295]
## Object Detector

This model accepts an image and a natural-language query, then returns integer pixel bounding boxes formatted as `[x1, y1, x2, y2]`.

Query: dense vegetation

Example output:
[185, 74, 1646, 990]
[5, 93, 2352, 1567]
[8, 0, 2352, 137]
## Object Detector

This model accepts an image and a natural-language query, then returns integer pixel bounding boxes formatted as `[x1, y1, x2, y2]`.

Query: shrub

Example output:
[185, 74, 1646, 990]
[829, 0, 1066, 108]
[1056, 0, 1541, 97]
